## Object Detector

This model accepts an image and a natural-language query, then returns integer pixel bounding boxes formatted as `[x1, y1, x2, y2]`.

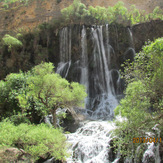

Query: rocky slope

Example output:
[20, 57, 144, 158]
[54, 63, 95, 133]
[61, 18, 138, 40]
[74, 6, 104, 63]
[0, 0, 163, 32]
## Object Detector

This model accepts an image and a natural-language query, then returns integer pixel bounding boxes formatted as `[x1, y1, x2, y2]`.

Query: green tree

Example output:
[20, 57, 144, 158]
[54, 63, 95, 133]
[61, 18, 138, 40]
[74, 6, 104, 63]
[61, 0, 89, 24]
[129, 5, 141, 24]
[113, 38, 163, 160]
[60, 0, 163, 26]
[1, 34, 23, 69]
[88, 6, 108, 24]
[113, 81, 152, 158]
[21, 62, 87, 127]
[112, 1, 129, 24]
[0, 62, 87, 126]
[151, 6, 163, 20]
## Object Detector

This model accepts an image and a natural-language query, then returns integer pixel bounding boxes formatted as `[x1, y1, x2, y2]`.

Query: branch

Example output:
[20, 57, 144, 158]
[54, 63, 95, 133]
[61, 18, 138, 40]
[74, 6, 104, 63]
[38, 90, 48, 107]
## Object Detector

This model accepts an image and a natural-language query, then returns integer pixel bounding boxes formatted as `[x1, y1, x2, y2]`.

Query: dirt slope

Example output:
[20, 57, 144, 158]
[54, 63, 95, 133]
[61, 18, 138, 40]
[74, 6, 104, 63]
[0, 0, 162, 32]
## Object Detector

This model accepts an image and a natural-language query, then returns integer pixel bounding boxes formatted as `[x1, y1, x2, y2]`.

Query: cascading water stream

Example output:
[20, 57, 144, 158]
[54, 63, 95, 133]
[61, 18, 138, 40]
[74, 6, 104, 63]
[66, 121, 116, 163]
[128, 27, 134, 49]
[80, 26, 89, 92]
[59, 27, 71, 62]
[57, 27, 72, 78]
[58, 25, 120, 162]
[88, 26, 118, 120]
[56, 61, 71, 78]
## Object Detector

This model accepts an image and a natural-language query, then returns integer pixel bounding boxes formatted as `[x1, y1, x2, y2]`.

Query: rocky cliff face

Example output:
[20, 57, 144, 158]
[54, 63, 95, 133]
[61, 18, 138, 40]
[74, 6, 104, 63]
[0, 20, 162, 80]
[133, 20, 163, 52]
[0, 0, 163, 32]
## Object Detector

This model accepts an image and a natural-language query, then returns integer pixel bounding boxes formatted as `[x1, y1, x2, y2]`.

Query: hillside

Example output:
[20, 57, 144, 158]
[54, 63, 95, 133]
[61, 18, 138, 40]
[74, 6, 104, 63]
[0, 0, 163, 32]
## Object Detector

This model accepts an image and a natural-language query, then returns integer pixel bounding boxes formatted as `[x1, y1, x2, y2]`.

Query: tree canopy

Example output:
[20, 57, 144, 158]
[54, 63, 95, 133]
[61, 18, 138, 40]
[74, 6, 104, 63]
[25, 62, 87, 127]
[0, 62, 87, 127]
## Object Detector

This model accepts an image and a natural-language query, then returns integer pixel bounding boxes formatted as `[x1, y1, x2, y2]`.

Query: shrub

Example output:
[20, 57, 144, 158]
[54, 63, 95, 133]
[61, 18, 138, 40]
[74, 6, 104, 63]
[2, 34, 23, 50]
[0, 121, 68, 161]
[0, 72, 28, 120]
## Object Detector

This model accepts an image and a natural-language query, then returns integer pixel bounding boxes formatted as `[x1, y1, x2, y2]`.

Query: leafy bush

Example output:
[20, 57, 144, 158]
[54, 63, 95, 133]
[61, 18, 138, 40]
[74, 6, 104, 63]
[2, 34, 23, 50]
[113, 81, 152, 157]
[122, 38, 163, 103]
[0, 72, 28, 120]
[61, 0, 88, 24]
[87, 6, 108, 24]
[129, 5, 144, 24]
[0, 121, 68, 161]
[150, 6, 163, 20]
[113, 38, 163, 159]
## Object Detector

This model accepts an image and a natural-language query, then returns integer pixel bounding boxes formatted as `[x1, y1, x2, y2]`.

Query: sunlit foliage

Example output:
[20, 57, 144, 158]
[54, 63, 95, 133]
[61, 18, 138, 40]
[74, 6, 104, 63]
[2, 34, 23, 50]
[113, 38, 163, 160]
[0, 62, 87, 127]
[0, 120, 68, 161]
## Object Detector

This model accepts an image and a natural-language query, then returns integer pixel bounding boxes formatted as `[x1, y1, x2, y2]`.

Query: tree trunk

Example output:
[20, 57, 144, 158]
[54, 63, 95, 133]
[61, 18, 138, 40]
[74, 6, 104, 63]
[51, 109, 57, 128]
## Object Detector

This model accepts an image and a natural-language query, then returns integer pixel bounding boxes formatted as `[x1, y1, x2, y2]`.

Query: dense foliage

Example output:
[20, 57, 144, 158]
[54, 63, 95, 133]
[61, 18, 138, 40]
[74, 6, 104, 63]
[113, 38, 163, 160]
[0, 62, 86, 161]
[61, 0, 163, 25]
[0, 72, 29, 121]
[0, 121, 68, 161]
[0, 62, 87, 127]
[21, 62, 87, 127]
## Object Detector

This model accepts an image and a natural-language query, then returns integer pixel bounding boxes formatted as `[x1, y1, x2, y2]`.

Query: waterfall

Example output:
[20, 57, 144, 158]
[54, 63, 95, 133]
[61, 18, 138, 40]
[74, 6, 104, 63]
[58, 26, 119, 118]
[66, 121, 116, 163]
[59, 27, 71, 62]
[88, 26, 118, 120]
[57, 27, 72, 78]
[126, 28, 135, 61]
[80, 25, 89, 91]
[57, 25, 123, 163]
[128, 27, 134, 48]
[56, 61, 71, 78]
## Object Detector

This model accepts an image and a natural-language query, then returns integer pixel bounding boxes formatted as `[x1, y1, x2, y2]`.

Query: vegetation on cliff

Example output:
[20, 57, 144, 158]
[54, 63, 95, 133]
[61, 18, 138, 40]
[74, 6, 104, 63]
[2, 34, 23, 50]
[0, 0, 162, 26]
[61, 0, 163, 25]
[113, 38, 163, 160]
